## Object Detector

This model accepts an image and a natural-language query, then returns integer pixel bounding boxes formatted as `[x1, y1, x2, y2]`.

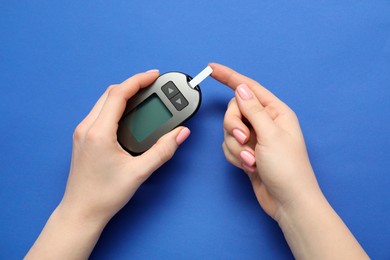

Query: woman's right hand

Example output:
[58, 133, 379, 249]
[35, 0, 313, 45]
[210, 63, 368, 259]
[210, 63, 321, 220]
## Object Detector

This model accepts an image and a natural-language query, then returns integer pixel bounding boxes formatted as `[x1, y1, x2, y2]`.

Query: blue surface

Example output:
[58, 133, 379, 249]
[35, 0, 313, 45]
[1, 1, 390, 259]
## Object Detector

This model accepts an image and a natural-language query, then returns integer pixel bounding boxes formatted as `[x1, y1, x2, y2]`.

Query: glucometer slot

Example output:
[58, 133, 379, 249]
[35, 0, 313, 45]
[188, 66, 213, 89]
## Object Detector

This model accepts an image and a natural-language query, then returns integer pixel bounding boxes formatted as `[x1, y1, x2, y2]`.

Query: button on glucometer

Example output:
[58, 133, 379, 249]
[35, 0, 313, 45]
[171, 93, 188, 111]
[162, 81, 179, 99]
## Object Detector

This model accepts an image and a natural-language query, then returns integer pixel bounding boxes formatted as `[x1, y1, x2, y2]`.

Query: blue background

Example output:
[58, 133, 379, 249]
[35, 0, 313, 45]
[1, 1, 389, 259]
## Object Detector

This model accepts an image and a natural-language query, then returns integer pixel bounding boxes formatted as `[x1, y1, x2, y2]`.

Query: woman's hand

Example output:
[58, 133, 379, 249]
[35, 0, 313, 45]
[26, 70, 191, 259]
[61, 70, 190, 224]
[210, 63, 368, 259]
[210, 63, 320, 219]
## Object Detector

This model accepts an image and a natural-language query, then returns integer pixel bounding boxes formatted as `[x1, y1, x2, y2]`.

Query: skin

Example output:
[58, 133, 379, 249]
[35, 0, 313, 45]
[25, 70, 191, 259]
[209, 62, 368, 259]
[26, 64, 369, 259]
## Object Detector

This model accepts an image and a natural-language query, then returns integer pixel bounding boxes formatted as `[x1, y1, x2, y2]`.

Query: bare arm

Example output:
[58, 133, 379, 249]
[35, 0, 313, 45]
[210, 62, 368, 259]
[25, 70, 191, 259]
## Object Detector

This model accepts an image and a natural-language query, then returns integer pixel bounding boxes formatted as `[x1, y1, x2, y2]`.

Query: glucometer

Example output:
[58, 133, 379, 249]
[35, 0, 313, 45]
[117, 66, 213, 155]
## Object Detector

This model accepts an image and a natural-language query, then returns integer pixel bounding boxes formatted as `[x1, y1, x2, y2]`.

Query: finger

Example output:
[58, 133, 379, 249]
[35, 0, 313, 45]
[209, 62, 292, 120]
[224, 98, 250, 145]
[209, 62, 281, 107]
[80, 85, 117, 128]
[224, 132, 256, 167]
[92, 70, 160, 134]
[209, 62, 259, 90]
[222, 141, 241, 168]
[73, 86, 116, 140]
[235, 84, 277, 141]
[242, 163, 256, 173]
[136, 127, 190, 179]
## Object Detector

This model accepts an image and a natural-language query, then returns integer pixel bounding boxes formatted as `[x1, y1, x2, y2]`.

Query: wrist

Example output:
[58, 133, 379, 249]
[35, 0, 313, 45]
[55, 201, 109, 232]
[275, 187, 327, 228]
[274, 186, 368, 259]
[274, 166, 324, 225]
[25, 202, 108, 259]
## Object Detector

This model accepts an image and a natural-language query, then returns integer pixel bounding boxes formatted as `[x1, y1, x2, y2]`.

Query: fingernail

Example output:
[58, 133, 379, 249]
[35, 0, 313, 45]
[237, 84, 253, 100]
[240, 150, 256, 166]
[146, 69, 159, 73]
[233, 129, 247, 144]
[242, 163, 256, 173]
[176, 127, 191, 145]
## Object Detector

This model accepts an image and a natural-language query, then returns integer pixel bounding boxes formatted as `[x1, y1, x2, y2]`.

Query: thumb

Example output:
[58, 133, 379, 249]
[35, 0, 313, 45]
[137, 127, 191, 175]
[235, 84, 276, 141]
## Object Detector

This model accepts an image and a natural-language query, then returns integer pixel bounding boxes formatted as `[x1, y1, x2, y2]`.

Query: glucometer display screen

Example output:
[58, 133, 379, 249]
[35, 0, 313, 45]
[123, 94, 172, 142]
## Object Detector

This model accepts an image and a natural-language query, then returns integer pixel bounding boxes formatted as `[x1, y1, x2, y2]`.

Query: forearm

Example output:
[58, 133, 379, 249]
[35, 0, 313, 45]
[25, 204, 106, 260]
[276, 191, 368, 260]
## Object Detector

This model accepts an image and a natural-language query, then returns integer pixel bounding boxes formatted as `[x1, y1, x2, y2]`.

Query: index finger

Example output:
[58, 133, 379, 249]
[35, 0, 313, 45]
[209, 62, 282, 108]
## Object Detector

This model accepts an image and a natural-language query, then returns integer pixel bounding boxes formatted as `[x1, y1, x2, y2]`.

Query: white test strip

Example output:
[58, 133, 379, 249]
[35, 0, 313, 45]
[189, 66, 213, 89]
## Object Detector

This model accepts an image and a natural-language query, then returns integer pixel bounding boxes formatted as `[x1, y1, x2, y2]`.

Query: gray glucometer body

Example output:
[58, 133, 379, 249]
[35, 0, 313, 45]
[117, 71, 202, 155]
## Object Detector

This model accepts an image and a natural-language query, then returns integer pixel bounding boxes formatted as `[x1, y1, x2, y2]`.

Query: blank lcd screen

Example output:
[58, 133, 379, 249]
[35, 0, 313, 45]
[123, 94, 172, 142]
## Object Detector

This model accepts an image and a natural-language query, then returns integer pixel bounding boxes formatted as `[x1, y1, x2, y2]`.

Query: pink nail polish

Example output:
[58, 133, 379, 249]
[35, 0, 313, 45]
[237, 84, 253, 100]
[146, 69, 159, 73]
[176, 128, 191, 145]
[233, 129, 247, 144]
[239, 150, 256, 166]
[242, 163, 256, 173]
